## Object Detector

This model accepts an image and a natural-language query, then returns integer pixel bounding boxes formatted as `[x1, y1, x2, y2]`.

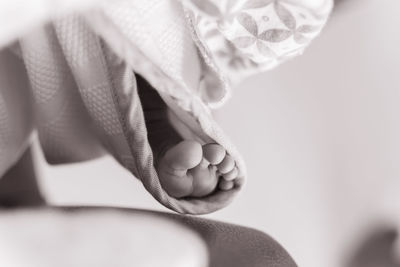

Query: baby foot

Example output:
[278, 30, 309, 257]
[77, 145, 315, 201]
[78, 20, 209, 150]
[158, 141, 239, 198]
[136, 74, 239, 199]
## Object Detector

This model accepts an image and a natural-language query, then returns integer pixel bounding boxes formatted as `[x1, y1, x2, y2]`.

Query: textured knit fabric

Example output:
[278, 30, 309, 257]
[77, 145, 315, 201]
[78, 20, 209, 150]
[0, 206, 297, 267]
[0, 0, 333, 214]
[0, 49, 34, 178]
[19, 26, 105, 164]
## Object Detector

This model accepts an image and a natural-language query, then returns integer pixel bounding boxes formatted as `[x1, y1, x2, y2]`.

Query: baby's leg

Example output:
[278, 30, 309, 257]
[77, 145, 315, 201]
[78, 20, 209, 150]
[137, 75, 239, 198]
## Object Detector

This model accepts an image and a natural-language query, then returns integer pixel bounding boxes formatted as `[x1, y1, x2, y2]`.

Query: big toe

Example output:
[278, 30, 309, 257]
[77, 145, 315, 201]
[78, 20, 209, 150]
[163, 140, 203, 170]
[203, 143, 226, 165]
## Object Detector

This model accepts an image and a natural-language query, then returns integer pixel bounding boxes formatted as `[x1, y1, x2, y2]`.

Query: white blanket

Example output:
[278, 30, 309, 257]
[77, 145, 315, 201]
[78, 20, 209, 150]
[0, 0, 332, 214]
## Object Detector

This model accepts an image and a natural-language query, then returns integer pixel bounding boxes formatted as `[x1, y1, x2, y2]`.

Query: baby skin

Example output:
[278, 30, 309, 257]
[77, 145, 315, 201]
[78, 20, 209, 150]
[137, 75, 238, 198]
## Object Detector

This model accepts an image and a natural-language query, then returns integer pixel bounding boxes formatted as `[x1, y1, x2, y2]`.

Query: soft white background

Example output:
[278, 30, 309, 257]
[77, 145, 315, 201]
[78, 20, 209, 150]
[36, 1, 400, 266]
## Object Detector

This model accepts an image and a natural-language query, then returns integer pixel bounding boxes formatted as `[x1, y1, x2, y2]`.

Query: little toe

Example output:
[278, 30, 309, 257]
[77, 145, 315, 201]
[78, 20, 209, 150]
[219, 180, 234, 191]
[217, 154, 235, 174]
[223, 167, 238, 181]
[203, 143, 226, 165]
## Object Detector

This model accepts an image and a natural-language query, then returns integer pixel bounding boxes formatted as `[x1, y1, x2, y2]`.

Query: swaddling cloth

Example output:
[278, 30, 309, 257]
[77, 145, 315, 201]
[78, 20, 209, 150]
[0, 0, 332, 214]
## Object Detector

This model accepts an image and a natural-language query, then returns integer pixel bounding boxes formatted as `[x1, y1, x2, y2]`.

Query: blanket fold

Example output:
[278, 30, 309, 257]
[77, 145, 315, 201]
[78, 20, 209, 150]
[0, 0, 332, 214]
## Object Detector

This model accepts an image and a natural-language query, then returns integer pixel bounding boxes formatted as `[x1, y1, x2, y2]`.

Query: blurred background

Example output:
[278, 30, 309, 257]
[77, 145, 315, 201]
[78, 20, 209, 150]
[34, 0, 400, 266]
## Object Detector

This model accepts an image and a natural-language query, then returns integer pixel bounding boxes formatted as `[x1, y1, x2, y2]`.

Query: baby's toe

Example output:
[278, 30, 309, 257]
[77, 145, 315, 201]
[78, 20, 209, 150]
[203, 143, 226, 165]
[219, 179, 234, 191]
[222, 167, 238, 181]
[163, 140, 203, 170]
[217, 154, 235, 174]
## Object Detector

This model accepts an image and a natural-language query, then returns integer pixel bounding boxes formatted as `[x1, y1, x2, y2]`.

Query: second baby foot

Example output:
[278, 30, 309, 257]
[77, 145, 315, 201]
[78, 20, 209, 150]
[158, 141, 239, 198]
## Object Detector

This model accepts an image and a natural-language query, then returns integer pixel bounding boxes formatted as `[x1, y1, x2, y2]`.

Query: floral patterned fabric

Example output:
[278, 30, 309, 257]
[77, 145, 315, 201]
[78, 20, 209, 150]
[182, 0, 333, 100]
